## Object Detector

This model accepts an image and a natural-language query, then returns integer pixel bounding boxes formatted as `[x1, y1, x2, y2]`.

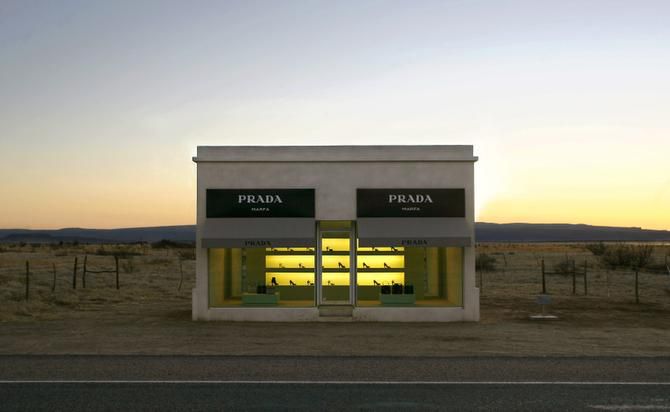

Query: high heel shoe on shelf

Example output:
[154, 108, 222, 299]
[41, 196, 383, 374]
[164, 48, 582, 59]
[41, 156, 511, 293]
[383, 262, 391, 269]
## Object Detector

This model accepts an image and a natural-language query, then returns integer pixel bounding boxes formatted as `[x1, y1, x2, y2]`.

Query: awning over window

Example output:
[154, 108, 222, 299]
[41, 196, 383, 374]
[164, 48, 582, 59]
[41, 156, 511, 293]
[201, 218, 315, 248]
[357, 218, 472, 247]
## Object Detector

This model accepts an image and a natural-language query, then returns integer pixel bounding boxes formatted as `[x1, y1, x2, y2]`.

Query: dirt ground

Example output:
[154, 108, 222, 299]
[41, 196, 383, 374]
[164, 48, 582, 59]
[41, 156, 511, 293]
[1, 242, 669, 356]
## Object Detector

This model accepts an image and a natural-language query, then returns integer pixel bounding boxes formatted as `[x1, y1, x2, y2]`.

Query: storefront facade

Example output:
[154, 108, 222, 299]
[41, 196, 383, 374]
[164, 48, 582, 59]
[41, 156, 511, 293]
[192, 145, 479, 321]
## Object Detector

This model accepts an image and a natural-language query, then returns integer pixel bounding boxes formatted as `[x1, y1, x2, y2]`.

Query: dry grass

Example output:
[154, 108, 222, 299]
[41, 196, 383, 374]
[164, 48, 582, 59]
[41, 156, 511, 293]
[0, 243, 194, 322]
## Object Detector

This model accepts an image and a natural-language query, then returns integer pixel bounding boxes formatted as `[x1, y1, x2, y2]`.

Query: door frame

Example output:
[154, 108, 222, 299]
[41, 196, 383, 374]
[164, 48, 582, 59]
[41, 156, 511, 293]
[316, 221, 356, 306]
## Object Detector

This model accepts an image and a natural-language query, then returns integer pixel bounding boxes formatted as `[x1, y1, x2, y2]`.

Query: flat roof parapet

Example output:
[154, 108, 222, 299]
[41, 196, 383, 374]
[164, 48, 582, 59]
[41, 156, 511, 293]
[193, 145, 477, 163]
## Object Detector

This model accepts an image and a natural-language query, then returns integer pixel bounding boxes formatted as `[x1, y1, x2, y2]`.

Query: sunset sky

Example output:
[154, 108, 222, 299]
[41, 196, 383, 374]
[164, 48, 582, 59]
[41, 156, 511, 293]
[1, 0, 669, 230]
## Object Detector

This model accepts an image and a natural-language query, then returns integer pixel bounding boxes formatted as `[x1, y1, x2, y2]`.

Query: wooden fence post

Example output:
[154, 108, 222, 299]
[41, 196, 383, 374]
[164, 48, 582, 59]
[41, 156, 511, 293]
[572, 259, 576, 295]
[52, 263, 57, 292]
[178, 258, 184, 291]
[583, 260, 588, 296]
[83, 255, 87, 288]
[584, 259, 589, 296]
[541, 259, 546, 294]
[635, 269, 639, 304]
[115, 256, 119, 290]
[72, 257, 78, 289]
[480, 269, 484, 295]
[25, 261, 30, 300]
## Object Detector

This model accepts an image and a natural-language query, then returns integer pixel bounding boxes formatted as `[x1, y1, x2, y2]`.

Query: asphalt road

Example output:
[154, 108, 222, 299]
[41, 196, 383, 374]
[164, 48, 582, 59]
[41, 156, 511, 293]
[1, 356, 669, 411]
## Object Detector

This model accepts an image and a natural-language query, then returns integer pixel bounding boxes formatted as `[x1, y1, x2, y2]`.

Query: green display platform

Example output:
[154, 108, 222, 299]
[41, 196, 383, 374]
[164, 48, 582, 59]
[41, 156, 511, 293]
[380, 294, 416, 305]
[242, 293, 280, 305]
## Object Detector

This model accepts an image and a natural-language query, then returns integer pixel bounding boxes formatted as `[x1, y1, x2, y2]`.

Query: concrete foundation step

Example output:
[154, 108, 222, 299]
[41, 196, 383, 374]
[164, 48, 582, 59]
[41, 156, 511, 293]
[317, 316, 353, 322]
[318, 305, 353, 318]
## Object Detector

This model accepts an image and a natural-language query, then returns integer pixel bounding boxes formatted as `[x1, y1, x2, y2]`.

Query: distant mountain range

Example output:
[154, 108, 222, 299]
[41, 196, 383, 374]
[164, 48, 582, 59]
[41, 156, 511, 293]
[0, 223, 669, 244]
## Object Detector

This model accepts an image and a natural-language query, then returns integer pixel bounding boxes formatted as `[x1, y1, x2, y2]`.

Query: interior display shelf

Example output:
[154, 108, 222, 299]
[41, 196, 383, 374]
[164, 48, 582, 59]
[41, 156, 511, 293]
[321, 268, 350, 273]
[265, 251, 315, 256]
[357, 251, 404, 256]
[265, 268, 314, 272]
[270, 285, 314, 288]
[356, 268, 405, 272]
[322, 251, 350, 255]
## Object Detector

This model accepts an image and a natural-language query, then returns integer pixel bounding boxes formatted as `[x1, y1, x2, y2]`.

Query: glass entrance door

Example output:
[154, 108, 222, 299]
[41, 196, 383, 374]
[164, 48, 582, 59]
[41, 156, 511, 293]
[317, 222, 355, 305]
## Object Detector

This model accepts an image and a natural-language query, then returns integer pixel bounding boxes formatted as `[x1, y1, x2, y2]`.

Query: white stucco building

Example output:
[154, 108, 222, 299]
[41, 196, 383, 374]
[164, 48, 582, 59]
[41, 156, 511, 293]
[192, 145, 478, 321]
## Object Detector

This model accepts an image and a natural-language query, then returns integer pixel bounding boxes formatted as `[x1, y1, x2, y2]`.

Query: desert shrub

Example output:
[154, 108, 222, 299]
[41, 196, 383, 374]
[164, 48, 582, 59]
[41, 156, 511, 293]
[630, 244, 654, 269]
[95, 246, 143, 258]
[49, 242, 64, 250]
[151, 239, 193, 249]
[599, 244, 654, 270]
[585, 242, 608, 256]
[553, 257, 575, 275]
[476, 253, 497, 272]
[178, 249, 196, 260]
[121, 258, 136, 273]
[148, 257, 171, 265]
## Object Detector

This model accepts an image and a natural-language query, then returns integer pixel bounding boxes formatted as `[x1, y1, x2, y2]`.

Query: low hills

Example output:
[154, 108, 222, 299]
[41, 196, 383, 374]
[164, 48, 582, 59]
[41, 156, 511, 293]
[1, 223, 669, 244]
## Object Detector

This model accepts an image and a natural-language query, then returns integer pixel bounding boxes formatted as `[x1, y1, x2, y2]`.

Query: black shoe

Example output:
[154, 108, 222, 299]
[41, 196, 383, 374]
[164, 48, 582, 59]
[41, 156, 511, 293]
[289, 280, 296, 286]
[363, 262, 370, 268]
[384, 262, 391, 269]
[271, 277, 278, 286]
[338, 262, 345, 269]
[373, 280, 380, 286]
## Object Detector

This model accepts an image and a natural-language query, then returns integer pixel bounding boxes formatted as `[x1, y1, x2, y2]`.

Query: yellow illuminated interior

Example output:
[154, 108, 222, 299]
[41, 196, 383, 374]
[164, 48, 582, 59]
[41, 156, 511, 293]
[260, 239, 407, 287]
[322, 272, 350, 286]
[356, 245, 405, 286]
[356, 272, 404, 286]
[264, 247, 315, 286]
[322, 255, 350, 269]
[265, 255, 314, 269]
[356, 255, 404, 269]
[322, 238, 350, 251]
[265, 272, 315, 286]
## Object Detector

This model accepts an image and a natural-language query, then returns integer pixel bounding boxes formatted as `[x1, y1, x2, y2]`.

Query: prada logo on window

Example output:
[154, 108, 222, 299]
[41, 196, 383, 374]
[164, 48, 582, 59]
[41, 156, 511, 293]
[237, 194, 283, 204]
[358, 189, 465, 217]
[243, 240, 272, 247]
[207, 189, 314, 218]
[400, 239, 429, 246]
[388, 194, 434, 203]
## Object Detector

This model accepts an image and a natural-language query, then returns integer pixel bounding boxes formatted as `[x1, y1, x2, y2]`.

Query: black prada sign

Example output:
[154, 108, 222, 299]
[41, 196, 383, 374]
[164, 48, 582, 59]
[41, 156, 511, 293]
[357, 189, 465, 218]
[206, 189, 315, 218]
